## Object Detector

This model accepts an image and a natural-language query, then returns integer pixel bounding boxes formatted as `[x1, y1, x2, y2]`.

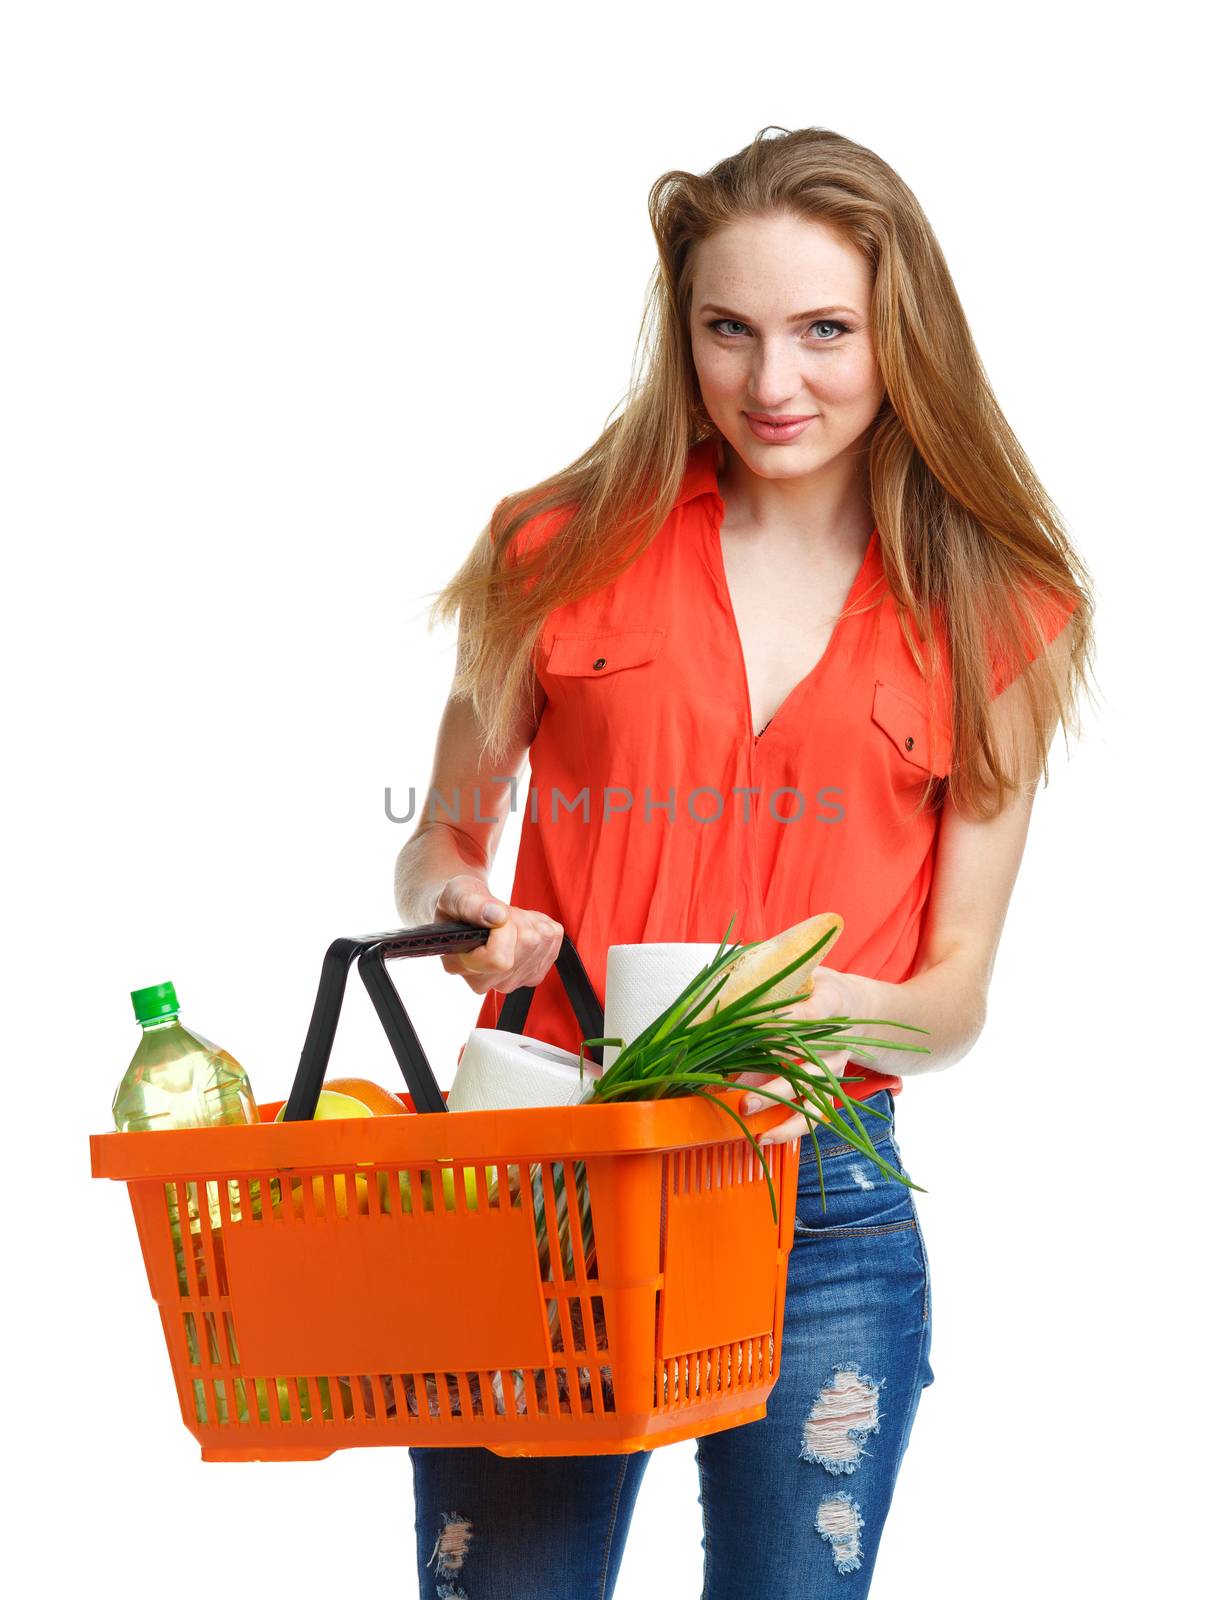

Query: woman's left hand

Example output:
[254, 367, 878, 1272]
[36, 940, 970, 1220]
[737, 965, 866, 1146]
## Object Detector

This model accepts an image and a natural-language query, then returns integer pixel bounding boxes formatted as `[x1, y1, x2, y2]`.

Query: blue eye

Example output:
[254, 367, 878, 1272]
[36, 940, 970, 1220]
[707, 318, 850, 341]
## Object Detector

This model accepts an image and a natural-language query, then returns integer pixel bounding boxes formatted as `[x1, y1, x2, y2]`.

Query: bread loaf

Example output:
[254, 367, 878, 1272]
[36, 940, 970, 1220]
[688, 912, 844, 1025]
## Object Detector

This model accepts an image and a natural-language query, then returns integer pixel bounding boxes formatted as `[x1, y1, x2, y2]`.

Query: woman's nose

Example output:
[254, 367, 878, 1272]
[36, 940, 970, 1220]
[747, 346, 806, 404]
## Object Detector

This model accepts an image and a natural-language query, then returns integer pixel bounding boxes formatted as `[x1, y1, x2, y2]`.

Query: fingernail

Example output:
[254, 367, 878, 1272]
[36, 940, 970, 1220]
[483, 902, 506, 921]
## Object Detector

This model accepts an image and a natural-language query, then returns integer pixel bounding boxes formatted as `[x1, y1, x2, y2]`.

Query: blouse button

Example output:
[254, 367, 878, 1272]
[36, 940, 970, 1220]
[593, 657, 606, 670]
[905, 735, 915, 751]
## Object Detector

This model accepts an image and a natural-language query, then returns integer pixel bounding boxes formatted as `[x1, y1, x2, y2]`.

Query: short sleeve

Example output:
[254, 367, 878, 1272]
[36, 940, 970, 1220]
[989, 581, 1078, 699]
[488, 497, 575, 576]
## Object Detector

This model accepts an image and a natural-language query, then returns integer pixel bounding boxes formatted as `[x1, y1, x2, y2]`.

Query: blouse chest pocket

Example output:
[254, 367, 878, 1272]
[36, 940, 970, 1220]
[545, 628, 667, 678]
[539, 628, 668, 761]
[870, 678, 953, 780]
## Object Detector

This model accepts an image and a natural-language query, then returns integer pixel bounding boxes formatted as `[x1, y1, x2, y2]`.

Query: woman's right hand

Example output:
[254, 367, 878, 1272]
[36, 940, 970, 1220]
[433, 874, 564, 995]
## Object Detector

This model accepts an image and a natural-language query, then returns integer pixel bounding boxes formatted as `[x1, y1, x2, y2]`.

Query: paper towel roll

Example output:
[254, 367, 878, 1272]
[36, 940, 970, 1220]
[601, 943, 724, 1069]
[447, 1028, 603, 1113]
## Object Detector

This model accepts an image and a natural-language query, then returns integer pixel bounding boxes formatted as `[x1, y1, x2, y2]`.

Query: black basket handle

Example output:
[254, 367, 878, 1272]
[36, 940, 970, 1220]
[281, 922, 605, 1121]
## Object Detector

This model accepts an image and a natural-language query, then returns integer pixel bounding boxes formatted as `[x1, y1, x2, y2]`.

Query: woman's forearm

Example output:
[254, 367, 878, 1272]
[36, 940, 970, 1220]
[840, 954, 988, 1078]
[393, 823, 491, 927]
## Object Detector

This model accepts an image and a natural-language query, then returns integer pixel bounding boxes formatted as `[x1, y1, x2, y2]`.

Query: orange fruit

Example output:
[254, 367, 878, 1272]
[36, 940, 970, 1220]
[325, 1077, 408, 1116]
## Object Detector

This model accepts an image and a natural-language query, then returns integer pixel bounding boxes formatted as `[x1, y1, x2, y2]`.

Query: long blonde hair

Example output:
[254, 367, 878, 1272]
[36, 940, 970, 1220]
[427, 124, 1096, 820]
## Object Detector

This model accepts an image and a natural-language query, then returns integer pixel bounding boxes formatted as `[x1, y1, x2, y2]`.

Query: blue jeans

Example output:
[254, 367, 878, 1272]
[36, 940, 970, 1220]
[410, 1089, 935, 1598]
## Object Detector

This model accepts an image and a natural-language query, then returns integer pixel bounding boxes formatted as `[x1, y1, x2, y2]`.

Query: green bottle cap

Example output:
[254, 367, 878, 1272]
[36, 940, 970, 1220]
[131, 981, 180, 1024]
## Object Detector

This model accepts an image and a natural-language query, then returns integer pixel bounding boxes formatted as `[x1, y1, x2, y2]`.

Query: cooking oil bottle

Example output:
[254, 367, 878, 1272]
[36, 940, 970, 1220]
[113, 981, 257, 1136]
[113, 981, 260, 1422]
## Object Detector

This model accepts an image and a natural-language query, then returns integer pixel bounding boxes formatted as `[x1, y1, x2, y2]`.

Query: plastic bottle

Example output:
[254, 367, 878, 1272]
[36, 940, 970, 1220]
[113, 981, 260, 1423]
[113, 980, 257, 1135]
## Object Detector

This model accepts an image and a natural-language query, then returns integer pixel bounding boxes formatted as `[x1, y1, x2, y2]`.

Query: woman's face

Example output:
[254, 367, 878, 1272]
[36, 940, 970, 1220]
[688, 212, 885, 480]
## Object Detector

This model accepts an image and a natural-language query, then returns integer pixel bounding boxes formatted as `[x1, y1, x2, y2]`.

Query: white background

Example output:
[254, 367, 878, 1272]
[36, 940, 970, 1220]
[5, 3, 1215, 1595]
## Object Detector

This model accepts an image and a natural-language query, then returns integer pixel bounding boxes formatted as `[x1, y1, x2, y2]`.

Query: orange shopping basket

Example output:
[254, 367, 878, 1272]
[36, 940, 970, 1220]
[89, 921, 802, 1461]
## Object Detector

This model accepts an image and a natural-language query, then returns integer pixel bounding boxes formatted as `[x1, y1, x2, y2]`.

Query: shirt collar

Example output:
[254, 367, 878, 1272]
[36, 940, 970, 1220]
[674, 434, 722, 508]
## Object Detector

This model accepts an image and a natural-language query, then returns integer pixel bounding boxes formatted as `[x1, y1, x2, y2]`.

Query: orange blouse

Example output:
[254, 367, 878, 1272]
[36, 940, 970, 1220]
[468, 436, 1071, 1104]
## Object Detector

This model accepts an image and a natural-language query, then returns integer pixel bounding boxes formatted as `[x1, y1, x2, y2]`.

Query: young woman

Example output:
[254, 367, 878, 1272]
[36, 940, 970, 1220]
[395, 125, 1095, 1599]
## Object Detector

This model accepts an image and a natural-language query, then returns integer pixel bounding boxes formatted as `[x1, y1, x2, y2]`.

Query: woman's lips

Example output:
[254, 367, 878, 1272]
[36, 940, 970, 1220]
[744, 413, 816, 443]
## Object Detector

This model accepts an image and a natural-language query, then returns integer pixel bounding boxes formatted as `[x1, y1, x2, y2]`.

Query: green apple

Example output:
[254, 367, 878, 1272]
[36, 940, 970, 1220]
[273, 1090, 374, 1122]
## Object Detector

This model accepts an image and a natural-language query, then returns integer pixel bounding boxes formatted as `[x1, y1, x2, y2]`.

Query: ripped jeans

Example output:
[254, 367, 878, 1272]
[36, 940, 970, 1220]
[409, 1089, 935, 1598]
